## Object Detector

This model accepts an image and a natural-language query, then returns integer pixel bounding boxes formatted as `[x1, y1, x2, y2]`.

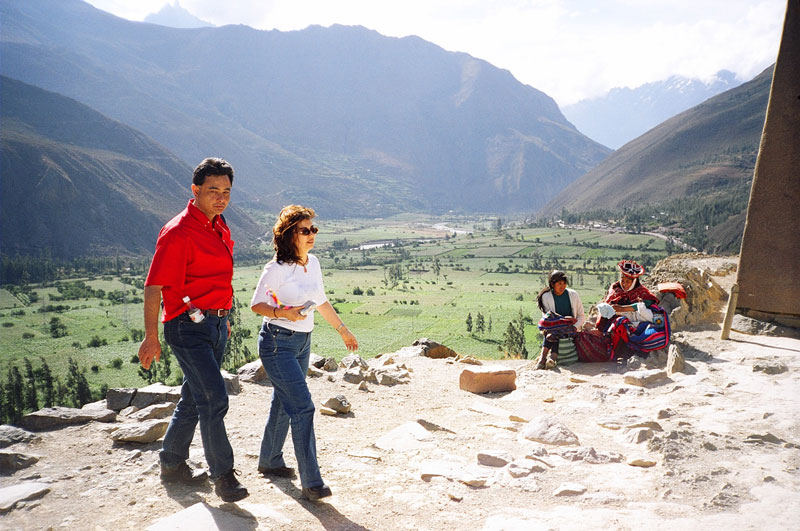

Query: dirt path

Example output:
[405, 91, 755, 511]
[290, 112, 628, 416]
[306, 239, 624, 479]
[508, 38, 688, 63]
[2, 328, 799, 530]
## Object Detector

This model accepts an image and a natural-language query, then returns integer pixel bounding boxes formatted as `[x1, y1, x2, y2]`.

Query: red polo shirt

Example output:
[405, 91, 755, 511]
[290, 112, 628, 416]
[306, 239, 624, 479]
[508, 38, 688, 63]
[145, 199, 235, 322]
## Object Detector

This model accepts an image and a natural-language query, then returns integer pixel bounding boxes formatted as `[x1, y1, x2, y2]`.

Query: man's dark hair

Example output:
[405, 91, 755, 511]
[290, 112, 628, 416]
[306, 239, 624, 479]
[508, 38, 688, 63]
[193, 157, 234, 186]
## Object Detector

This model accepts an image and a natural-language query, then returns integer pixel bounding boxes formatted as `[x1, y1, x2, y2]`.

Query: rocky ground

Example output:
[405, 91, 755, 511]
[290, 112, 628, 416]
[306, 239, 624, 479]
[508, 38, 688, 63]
[2, 258, 799, 531]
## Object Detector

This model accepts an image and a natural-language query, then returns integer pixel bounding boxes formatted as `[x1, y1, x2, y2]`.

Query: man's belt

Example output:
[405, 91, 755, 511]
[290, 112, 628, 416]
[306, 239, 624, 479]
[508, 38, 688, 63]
[205, 309, 231, 317]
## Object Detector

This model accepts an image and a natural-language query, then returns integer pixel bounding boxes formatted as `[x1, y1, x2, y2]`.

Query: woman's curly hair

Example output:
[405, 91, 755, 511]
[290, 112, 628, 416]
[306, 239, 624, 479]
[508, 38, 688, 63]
[272, 204, 316, 264]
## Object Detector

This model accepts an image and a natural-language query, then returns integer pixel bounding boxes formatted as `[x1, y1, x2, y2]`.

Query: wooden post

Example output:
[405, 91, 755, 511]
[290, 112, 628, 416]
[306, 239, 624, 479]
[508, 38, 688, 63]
[720, 283, 739, 340]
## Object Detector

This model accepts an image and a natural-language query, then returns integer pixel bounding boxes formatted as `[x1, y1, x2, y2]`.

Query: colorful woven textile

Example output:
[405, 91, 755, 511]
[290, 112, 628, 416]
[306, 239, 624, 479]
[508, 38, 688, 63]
[604, 283, 659, 306]
[574, 331, 613, 362]
[537, 312, 577, 340]
[557, 338, 579, 365]
[657, 282, 686, 299]
[604, 305, 671, 357]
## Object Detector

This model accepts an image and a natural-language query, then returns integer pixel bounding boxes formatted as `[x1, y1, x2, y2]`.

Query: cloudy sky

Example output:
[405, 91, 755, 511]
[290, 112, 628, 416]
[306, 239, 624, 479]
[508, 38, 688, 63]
[85, 0, 786, 106]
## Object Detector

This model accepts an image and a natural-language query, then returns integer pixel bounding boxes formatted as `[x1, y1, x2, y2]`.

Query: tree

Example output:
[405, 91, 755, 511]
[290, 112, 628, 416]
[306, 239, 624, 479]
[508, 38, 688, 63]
[466, 312, 473, 333]
[502, 315, 528, 359]
[65, 358, 92, 407]
[222, 297, 255, 373]
[23, 358, 38, 412]
[49, 316, 67, 338]
[432, 257, 441, 281]
[3, 367, 25, 425]
[475, 312, 485, 335]
[38, 358, 56, 408]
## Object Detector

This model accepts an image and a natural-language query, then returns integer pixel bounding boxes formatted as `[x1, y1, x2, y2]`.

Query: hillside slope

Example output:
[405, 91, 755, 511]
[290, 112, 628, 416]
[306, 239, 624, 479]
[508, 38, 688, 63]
[0, 76, 261, 258]
[539, 66, 771, 219]
[562, 71, 741, 149]
[0, 0, 609, 215]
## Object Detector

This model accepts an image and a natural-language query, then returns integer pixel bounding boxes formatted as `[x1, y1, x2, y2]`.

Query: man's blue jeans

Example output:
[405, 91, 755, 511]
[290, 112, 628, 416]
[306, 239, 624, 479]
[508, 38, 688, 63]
[160, 313, 234, 479]
[258, 322, 323, 488]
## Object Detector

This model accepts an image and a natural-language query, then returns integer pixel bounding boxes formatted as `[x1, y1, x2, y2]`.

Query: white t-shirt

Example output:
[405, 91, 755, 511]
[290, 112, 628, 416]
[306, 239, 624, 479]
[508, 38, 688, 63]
[250, 254, 328, 332]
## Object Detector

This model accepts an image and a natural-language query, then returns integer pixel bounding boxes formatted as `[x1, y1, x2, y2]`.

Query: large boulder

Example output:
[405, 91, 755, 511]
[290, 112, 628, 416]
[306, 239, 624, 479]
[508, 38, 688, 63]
[20, 407, 116, 431]
[0, 450, 40, 474]
[0, 426, 39, 449]
[106, 388, 137, 411]
[413, 338, 458, 359]
[646, 254, 734, 331]
[459, 366, 516, 394]
[130, 383, 181, 410]
[110, 419, 170, 443]
[0, 482, 51, 513]
[221, 370, 240, 395]
[237, 360, 267, 383]
[520, 416, 580, 446]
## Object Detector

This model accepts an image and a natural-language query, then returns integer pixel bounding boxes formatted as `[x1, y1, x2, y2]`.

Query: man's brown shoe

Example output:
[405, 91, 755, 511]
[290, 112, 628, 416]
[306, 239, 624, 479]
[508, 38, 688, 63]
[160, 462, 208, 485]
[214, 469, 249, 502]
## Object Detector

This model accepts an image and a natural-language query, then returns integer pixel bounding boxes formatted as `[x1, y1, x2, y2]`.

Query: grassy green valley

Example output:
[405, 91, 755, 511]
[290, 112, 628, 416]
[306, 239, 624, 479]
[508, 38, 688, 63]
[0, 218, 670, 421]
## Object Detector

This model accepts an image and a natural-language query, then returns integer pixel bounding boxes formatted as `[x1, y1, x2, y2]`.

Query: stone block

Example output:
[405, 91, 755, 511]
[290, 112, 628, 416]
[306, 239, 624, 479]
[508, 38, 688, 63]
[237, 360, 267, 383]
[459, 366, 516, 394]
[106, 388, 136, 411]
[221, 370, 240, 395]
[21, 407, 116, 431]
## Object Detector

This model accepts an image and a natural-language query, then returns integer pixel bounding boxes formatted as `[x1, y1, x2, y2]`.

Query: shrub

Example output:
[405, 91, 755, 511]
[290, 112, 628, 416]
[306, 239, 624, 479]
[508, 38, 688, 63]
[352, 286, 364, 295]
[130, 355, 140, 364]
[109, 358, 124, 370]
[2, 322, 13, 327]
[49, 317, 68, 338]
[72, 341, 82, 348]
[87, 335, 107, 348]
[91, 365, 100, 373]
[22, 332, 34, 339]
[366, 288, 375, 296]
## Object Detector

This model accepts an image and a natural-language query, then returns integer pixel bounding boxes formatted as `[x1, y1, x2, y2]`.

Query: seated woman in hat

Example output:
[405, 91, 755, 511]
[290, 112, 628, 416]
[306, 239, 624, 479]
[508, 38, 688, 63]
[597, 260, 670, 358]
[599, 260, 659, 326]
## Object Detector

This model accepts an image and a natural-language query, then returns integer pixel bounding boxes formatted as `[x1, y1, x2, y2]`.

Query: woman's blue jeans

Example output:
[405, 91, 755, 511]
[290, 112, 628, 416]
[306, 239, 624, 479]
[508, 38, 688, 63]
[160, 313, 234, 479]
[258, 322, 323, 488]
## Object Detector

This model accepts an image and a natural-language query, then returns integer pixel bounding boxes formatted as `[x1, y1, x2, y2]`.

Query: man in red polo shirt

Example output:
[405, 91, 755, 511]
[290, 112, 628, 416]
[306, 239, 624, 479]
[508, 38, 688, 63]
[138, 157, 248, 503]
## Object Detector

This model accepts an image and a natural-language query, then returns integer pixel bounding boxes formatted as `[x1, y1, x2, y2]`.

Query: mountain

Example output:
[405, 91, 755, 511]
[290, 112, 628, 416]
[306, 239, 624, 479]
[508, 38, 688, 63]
[0, 0, 610, 217]
[539, 66, 772, 252]
[562, 71, 742, 149]
[0, 76, 261, 259]
[144, 2, 214, 29]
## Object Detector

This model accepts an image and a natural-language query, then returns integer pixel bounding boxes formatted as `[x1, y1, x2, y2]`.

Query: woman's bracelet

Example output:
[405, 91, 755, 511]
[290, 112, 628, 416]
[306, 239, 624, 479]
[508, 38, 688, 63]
[335, 322, 346, 331]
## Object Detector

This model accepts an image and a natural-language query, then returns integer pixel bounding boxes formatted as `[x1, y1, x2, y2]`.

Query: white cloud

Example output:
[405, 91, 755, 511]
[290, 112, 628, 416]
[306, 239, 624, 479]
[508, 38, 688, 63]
[84, 0, 786, 105]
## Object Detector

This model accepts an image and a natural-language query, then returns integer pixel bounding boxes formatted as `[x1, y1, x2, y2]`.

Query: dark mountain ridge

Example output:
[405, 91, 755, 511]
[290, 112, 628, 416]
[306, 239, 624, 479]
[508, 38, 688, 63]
[0, 0, 609, 216]
[1, 76, 261, 259]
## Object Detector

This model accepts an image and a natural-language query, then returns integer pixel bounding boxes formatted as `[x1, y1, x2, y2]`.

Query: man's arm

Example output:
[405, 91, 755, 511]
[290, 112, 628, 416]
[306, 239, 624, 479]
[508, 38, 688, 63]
[138, 285, 164, 370]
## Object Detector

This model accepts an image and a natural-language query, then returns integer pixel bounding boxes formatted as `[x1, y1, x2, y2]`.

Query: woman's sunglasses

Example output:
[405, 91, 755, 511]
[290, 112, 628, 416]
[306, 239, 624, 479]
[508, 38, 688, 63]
[296, 225, 319, 236]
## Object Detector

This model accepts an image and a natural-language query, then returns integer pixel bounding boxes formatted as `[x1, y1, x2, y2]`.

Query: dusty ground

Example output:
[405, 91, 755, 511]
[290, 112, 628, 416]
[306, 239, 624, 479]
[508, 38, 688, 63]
[2, 326, 799, 530]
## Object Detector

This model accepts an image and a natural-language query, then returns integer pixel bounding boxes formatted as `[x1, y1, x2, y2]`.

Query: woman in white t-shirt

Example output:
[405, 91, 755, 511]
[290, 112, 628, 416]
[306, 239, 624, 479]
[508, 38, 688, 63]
[250, 204, 357, 501]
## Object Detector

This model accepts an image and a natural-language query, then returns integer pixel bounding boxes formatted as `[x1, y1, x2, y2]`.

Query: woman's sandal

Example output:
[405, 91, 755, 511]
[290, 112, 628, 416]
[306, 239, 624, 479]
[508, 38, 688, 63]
[545, 352, 558, 369]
